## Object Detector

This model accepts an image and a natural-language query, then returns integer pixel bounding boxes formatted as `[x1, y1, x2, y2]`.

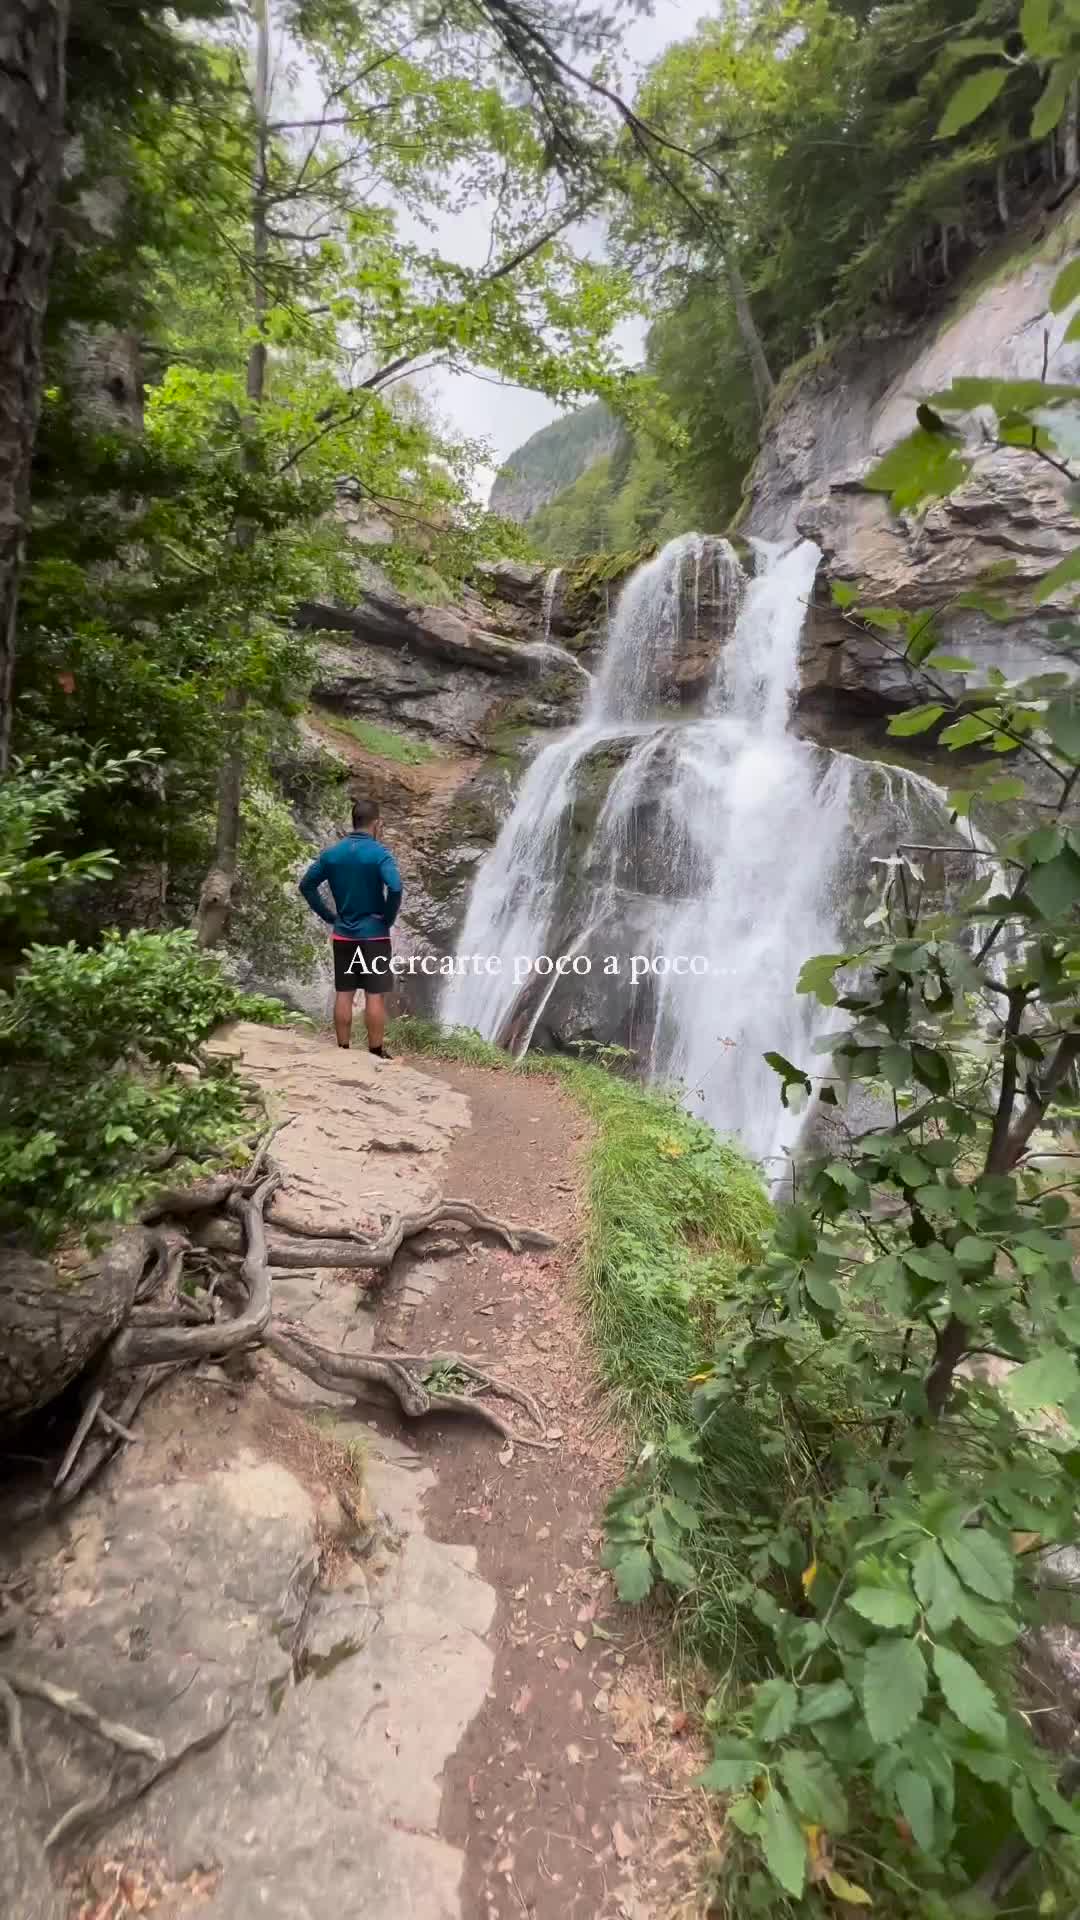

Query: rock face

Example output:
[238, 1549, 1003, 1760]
[743, 205, 1080, 737]
[301, 575, 593, 750]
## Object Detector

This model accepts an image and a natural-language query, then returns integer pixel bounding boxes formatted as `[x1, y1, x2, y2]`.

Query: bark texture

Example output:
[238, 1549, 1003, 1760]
[0, 1226, 151, 1423]
[0, 0, 68, 772]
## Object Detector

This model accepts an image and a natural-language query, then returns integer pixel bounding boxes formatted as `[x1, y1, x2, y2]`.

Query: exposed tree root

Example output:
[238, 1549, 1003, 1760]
[46, 1714, 233, 1854]
[197, 1194, 557, 1271]
[1, 1670, 166, 1762]
[10, 1160, 558, 1523]
[264, 1325, 553, 1447]
[110, 1171, 281, 1368]
[0, 1673, 28, 1783]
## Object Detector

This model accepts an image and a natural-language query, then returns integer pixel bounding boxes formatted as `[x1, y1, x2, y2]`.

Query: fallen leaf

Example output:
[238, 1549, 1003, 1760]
[612, 1821, 634, 1860]
[801, 1559, 818, 1595]
[498, 1443, 514, 1467]
[554, 1656, 570, 1673]
[593, 1689, 610, 1712]
[566, 1743, 582, 1765]
[496, 1854, 515, 1875]
[571, 1690, 584, 1712]
[572, 1630, 587, 1651]
[511, 1685, 533, 1716]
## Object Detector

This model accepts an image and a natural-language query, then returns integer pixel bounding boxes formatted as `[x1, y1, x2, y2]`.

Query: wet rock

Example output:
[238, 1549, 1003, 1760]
[743, 205, 1080, 741]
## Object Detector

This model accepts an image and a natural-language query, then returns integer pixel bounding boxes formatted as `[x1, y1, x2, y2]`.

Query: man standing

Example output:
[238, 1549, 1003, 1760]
[299, 797, 403, 1057]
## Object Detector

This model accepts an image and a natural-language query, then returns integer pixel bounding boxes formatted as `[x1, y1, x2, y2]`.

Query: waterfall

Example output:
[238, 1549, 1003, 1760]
[540, 566, 562, 644]
[442, 535, 961, 1168]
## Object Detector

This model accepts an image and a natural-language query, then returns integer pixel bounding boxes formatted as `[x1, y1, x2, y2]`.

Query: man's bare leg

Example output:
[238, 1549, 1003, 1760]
[364, 990, 386, 1054]
[334, 988, 356, 1048]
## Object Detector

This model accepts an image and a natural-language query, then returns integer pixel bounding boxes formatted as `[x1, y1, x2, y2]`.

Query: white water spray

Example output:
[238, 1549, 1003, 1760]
[442, 535, 954, 1166]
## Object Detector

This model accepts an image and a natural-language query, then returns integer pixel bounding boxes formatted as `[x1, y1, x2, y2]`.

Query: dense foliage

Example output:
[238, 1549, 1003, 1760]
[597, 52, 1080, 1901]
[515, 0, 1079, 559]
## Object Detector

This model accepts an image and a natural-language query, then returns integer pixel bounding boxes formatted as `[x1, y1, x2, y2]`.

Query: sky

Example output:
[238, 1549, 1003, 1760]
[411, 0, 712, 498]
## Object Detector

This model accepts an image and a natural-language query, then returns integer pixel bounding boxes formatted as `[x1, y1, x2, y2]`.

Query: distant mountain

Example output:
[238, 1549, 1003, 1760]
[489, 401, 621, 524]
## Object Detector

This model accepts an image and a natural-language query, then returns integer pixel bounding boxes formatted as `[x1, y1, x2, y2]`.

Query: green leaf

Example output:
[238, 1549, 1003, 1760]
[804, 1260, 842, 1313]
[862, 1637, 927, 1744]
[878, 1044, 912, 1087]
[937, 65, 1007, 137]
[753, 1676, 798, 1743]
[654, 1543, 697, 1591]
[727, 1794, 762, 1835]
[896, 1766, 936, 1851]
[1027, 847, 1080, 918]
[943, 1529, 1014, 1603]
[912, 1045, 951, 1094]
[848, 1587, 919, 1630]
[1003, 1348, 1080, 1412]
[1032, 61, 1075, 141]
[1047, 695, 1080, 760]
[697, 1738, 761, 1793]
[940, 713, 993, 749]
[941, 34, 1005, 66]
[780, 1749, 849, 1831]
[831, 581, 858, 608]
[913, 1541, 963, 1632]
[796, 952, 850, 1002]
[924, 654, 976, 671]
[799, 1678, 855, 1725]
[954, 1235, 996, 1268]
[1035, 548, 1080, 605]
[760, 1785, 807, 1899]
[1051, 259, 1080, 315]
[907, 621, 942, 666]
[614, 1547, 655, 1604]
[887, 703, 946, 737]
[982, 776, 1026, 802]
[932, 1645, 1006, 1744]
[1012, 1778, 1051, 1847]
[1020, 0, 1054, 55]
[864, 428, 971, 510]
[663, 1495, 700, 1533]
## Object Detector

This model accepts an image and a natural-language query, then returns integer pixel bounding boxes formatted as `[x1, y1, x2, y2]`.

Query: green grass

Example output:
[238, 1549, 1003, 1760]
[391, 1014, 776, 1661]
[323, 713, 440, 766]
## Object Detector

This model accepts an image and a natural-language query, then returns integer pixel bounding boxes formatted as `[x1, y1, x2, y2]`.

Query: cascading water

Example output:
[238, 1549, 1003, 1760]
[540, 566, 562, 644]
[442, 534, 962, 1168]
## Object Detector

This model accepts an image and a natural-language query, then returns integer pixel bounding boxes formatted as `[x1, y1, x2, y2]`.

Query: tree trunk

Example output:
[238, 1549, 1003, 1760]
[0, 0, 69, 774]
[194, 0, 270, 947]
[722, 249, 773, 415]
[1064, 80, 1079, 181]
[194, 687, 246, 947]
[0, 1227, 152, 1423]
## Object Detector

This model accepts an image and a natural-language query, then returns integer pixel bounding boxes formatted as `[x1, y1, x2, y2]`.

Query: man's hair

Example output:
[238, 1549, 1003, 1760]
[351, 795, 381, 831]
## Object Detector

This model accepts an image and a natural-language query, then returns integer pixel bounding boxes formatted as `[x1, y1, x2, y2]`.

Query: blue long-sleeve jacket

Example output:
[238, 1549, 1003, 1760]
[298, 832, 403, 939]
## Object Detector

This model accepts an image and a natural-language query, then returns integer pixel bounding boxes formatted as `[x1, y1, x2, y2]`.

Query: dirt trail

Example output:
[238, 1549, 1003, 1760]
[380, 1057, 695, 1920]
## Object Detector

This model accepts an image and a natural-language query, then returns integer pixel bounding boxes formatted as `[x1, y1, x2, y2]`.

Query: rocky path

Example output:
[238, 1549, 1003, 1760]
[1, 1029, 692, 1920]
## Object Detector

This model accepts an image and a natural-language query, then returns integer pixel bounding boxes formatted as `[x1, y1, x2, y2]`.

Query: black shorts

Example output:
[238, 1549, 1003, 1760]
[332, 936, 393, 994]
